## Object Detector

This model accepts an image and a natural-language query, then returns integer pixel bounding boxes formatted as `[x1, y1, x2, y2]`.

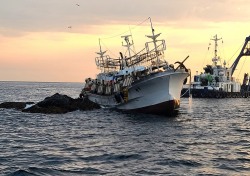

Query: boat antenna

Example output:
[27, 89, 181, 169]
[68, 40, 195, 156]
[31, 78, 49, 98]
[149, 17, 154, 33]
[99, 38, 102, 54]
[129, 26, 136, 53]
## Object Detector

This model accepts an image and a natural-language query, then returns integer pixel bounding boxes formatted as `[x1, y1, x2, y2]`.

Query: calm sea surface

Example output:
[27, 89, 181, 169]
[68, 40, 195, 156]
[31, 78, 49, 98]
[0, 81, 250, 176]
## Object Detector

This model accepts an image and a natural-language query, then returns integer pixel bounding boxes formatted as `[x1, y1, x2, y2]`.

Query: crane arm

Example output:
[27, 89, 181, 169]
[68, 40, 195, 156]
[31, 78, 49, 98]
[230, 36, 250, 75]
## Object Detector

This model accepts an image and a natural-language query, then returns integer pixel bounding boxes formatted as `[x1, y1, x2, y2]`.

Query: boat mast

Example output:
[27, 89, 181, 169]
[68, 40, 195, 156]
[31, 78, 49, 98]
[121, 35, 134, 58]
[120, 35, 132, 69]
[96, 38, 106, 60]
[96, 38, 107, 72]
[148, 17, 160, 70]
[211, 34, 222, 66]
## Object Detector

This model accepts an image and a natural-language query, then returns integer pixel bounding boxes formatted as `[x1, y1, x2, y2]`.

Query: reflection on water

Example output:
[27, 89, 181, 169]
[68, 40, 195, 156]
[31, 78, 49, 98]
[0, 82, 250, 176]
[188, 96, 193, 113]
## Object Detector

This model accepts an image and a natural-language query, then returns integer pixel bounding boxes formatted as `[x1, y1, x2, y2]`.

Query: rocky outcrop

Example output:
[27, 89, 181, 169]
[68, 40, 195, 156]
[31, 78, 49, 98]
[0, 93, 100, 114]
[0, 102, 34, 110]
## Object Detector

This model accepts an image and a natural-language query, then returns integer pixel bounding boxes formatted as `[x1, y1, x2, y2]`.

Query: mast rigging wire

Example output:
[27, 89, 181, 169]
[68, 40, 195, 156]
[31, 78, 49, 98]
[227, 42, 244, 65]
[98, 17, 150, 58]
[100, 17, 150, 40]
[237, 56, 247, 79]
[100, 40, 119, 58]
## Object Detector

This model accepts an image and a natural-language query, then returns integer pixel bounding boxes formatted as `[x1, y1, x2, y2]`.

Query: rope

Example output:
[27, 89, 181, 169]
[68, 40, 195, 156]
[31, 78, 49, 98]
[237, 56, 247, 79]
[180, 69, 192, 98]
[97, 17, 150, 58]
[180, 88, 190, 98]
[100, 17, 150, 40]
[189, 70, 192, 97]
[202, 40, 211, 68]
[227, 42, 244, 64]
[221, 39, 226, 64]
[100, 40, 119, 58]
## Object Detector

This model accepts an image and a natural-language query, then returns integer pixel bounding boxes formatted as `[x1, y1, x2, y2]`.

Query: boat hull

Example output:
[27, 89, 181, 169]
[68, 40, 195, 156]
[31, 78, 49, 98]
[123, 99, 180, 115]
[181, 87, 246, 98]
[87, 69, 188, 115]
[181, 81, 245, 98]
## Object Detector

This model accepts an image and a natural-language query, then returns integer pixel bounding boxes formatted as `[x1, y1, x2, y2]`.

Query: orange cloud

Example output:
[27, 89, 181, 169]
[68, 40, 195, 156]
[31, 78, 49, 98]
[0, 6, 250, 82]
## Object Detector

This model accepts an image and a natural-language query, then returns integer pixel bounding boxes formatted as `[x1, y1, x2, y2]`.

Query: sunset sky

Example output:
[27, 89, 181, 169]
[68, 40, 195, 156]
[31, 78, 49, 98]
[0, 0, 250, 82]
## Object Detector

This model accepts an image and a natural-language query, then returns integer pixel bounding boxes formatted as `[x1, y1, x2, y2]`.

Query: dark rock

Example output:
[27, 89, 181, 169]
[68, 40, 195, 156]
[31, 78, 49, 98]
[74, 97, 101, 111]
[0, 102, 34, 110]
[22, 104, 69, 114]
[36, 93, 73, 108]
[0, 93, 100, 114]
[21, 93, 100, 114]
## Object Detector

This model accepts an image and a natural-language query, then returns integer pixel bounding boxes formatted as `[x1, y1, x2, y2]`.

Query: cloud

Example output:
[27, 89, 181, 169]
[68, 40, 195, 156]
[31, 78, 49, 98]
[0, 0, 249, 37]
[79, 0, 250, 23]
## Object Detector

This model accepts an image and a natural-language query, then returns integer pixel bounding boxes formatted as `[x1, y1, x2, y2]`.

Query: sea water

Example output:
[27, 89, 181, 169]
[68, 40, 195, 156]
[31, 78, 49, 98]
[0, 81, 250, 176]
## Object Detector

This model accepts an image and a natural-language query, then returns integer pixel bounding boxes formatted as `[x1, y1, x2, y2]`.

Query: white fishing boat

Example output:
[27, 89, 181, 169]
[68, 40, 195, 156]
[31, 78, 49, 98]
[80, 19, 190, 115]
[182, 35, 250, 98]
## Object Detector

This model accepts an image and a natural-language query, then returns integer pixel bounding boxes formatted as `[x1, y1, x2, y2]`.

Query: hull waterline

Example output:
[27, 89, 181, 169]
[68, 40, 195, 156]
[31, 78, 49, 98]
[87, 70, 188, 115]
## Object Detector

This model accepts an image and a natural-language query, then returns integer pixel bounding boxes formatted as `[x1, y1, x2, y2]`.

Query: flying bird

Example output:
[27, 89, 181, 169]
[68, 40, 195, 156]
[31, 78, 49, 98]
[68, 26, 72, 29]
[76, 4, 80, 6]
